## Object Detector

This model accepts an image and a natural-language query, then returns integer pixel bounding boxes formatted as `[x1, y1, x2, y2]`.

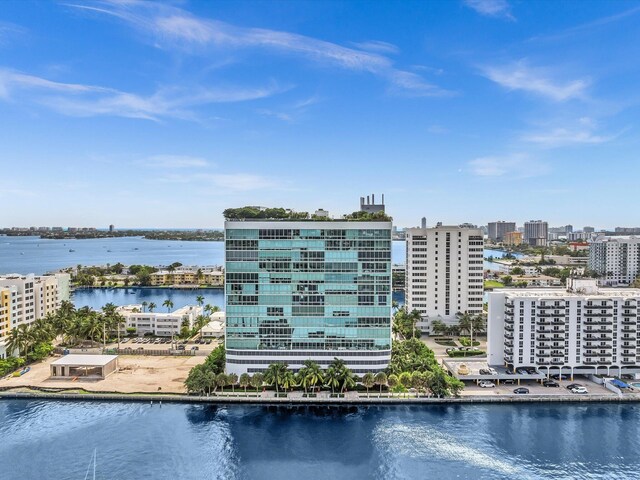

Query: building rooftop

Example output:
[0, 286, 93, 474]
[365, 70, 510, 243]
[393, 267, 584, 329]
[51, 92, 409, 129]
[52, 354, 118, 367]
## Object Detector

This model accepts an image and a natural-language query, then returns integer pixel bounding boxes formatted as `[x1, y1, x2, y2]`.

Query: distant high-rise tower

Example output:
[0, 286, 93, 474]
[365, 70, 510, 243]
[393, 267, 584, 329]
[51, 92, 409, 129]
[487, 221, 516, 242]
[109, 224, 115, 232]
[421, 217, 427, 229]
[359, 194, 385, 214]
[524, 220, 548, 246]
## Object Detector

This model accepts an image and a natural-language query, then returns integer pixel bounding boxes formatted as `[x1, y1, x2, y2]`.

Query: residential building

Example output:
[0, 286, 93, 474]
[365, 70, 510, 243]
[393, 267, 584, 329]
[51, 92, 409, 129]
[0, 273, 70, 359]
[504, 231, 523, 246]
[589, 236, 640, 286]
[149, 266, 224, 286]
[524, 220, 548, 246]
[584, 226, 595, 234]
[224, 218, 392, 375]
[615, 227, 640, 235]
[487, 221, 516, 243]
[487, 279, 640, 377]
[115, 304, 203, 337]
[405, 223, 484, 333]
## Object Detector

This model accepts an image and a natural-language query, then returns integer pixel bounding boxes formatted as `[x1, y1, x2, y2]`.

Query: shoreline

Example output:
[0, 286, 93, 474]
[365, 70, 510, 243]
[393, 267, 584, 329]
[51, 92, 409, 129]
[71, 285, 224, 291]
[1, 389, 636, 406]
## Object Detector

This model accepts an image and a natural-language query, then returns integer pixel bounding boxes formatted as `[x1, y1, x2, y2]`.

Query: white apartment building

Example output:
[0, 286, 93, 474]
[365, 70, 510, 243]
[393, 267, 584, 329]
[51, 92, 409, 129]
[405, 224, 484, 333]
[589, 235, 640, 286]
[115, 304, 203, 337]
[0, 273, 71, 359]
[488, 279, 640, 377]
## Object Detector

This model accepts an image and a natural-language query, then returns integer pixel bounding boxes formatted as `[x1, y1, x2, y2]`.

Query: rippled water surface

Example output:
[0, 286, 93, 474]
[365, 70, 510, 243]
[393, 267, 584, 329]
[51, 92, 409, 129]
[1, 400, 638, 479]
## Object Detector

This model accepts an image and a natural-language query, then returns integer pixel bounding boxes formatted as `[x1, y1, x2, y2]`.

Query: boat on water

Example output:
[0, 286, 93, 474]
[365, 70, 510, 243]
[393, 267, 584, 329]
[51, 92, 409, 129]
[84, 449, 97, 480]
[69, 249, 76, 252]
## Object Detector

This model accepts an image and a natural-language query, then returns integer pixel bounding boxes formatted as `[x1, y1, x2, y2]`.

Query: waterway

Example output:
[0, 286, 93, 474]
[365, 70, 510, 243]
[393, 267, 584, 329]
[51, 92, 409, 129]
[1, 399, 638, 479]
[0, 236, 407, 275]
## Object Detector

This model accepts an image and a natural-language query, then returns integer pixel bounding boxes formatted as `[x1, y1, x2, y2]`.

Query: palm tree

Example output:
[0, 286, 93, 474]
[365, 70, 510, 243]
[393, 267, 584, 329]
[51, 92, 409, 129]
[324, 366, 341, 395]
[374, 371, 387, 396]
[251, 372, 264, 394]
[299, 359, 324, 395]
[399, 371, 413, 397]
[387, 374, 399, 393]
[148, 302, 156, 313]
[215, 373, 228, 394]
[362, 372, 375, 397]
[456, 311, 473, 336]
[141, 301, 148, 313]
[196, 295, 204, 307]
[264, 363, 288, 395]
[340, 368, 356, 393]
[163, 299, 174, 313]
[282, 370, 297, 392]
[239, 373, 251, 394]
[6, 324, 31, 357]
[227, 373, 238, 393]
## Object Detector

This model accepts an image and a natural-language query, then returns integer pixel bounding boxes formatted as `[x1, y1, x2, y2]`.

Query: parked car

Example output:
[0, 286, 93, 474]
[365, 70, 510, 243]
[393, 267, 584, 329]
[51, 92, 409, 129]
[479, 368, 491, 375]
[488, 367, 498, 375]
[479, 381, 495, 388]
[571, 387, 588, 394]
[503, 379, 515, 385]
[205, 339, 212, 345]
[154, 338, 161, 344]
[177, 345, 185, 351]
[525, 367, 537, 375]
[121, 338, 129, 344]
[191, 346, 199, 351]
[566, 383, 582, 390]
[543, 380, 560, 388]
[516, 368, 528, 375]
[514, 387, 529, 394]
[551, 374, 568, 381]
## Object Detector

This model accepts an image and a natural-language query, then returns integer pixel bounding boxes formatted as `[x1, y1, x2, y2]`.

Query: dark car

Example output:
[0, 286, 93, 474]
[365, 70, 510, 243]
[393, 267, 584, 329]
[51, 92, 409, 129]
[566, 383, 582, 390]
[543, 380, 560, 388]
[516, 368, 528, 375]
[177, 345, 185, 351]
[551, 374, 568, 381]
[503, 379, 516, 385]
[514, 387, 529, 394]
[479, 368, 491, 375]
[525, 368, 537, 375]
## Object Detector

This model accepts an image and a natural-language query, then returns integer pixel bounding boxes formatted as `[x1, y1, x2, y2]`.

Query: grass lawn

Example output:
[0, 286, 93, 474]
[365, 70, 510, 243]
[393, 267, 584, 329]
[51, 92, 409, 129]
[484, 280, 505, 289]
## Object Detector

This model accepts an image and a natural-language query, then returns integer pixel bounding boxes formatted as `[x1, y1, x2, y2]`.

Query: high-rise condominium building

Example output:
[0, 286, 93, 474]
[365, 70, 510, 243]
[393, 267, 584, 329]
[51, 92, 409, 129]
[524, 220, 548, 246]
[504, 231, 523, 246]
[487, 221, 516, 243]
[224, 219, 392, 375]
[488, 279, 640, 376]
[405, 224, 484, 333]
[589, 236, 640, 286]
[0, 273, 70, 359]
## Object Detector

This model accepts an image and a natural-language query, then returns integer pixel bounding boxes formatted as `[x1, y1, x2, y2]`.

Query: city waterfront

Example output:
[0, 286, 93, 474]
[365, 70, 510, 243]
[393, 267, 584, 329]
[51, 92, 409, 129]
[71, 287, 226, 311]
[2, 399, 639, 479]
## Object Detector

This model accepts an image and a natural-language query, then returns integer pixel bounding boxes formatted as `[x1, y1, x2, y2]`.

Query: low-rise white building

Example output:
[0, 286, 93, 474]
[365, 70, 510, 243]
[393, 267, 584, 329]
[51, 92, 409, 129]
[488, 279, 640, 378]
[116, 304, 203, 337]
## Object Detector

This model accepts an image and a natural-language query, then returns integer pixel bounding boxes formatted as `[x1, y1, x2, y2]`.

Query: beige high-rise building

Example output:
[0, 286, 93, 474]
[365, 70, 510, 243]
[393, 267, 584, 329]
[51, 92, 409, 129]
[405, 224, 484, 333]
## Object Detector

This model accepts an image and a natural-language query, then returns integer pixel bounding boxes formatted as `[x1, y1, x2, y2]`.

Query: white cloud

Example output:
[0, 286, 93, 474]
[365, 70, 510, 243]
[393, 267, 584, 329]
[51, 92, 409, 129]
[142, 155, 209, 168]
[464, 0, 514, 20]
[521, 117, 620, 147]
[0, 68, 283, 120]
[467, 154, 549, 178]
[482, 61, 589, 101]
[351, 40, 399, 54]
[69, 1, 451, 97]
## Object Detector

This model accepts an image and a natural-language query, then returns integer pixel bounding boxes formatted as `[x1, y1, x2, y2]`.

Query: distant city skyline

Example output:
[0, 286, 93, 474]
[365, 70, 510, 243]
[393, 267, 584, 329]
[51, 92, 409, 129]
[1, 1, 639, 227]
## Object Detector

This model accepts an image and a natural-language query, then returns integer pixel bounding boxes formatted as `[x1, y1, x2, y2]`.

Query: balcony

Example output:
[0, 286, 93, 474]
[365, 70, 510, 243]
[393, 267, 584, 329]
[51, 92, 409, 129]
[504, 347, 513, 355]
[621, 318, 637, 325]
[550, 360, 564, 365]
[622, 304, 637, 309]
[585, 304, 613, 310]
[537, 352, 550, 357]
[505, 331, 514, 340]
[584, 335, 612, 341]
[584, 343, 612, 349]
[538, 304, 565, 309]
[622, 336, 638, 341]
[504, 316, 514, 324]
[622, 327, 638, 333]
[536, 360, 550, 365]
[536, 328, 563, 334]
[537, 313, 566, 318]
[622, 359, 636, 365]
[585, 329, 613, 334]
[536, 344, 554, 350]
[584, 312, 614, 317]
[538, 335, 565, 341]
[505, 325, 514, 332]
[584, 319, 614, 326]
[550, 351, 565, 357]
[504, 339, 514, 347]
[584, 352, 613, 358]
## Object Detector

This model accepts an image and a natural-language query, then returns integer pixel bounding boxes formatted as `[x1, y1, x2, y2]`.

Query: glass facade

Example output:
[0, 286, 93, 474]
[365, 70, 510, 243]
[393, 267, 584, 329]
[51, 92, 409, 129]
[225, 222, 392, 360]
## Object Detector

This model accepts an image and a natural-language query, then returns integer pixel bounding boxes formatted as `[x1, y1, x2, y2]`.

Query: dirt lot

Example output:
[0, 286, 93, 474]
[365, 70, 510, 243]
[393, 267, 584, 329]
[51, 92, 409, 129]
[0, 355, 205, 394]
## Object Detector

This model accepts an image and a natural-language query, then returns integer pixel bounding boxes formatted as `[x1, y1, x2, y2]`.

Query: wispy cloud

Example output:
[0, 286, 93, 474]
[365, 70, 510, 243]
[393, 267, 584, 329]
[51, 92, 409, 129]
[351, 40, 399, 55]
[0, 21, 27, 46]
[481, 61, 589, 101]
[522, 118, 620, 147]
[0, 68, 283, 120]
[464, 0, 515, 21]
[68, 1, 451, 97]
[257, 94, 322, 123]
[467, 153, 549, 178]
[142, 155, 209, 168]
[154, 172, 280, 192]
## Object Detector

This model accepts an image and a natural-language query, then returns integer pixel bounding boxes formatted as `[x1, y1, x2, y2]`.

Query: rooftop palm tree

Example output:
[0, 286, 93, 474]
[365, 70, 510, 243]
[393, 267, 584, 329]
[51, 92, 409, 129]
[148, 302, 156, 313]
[141, 301, 148, 313]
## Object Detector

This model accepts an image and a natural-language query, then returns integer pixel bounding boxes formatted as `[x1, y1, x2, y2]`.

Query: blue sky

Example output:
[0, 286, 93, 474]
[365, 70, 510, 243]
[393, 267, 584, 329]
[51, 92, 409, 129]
[1, 0, 639, 229]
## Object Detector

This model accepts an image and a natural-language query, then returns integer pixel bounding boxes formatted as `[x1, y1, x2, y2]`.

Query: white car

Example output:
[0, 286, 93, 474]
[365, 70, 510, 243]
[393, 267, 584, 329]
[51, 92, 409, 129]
[488, 368, 498, 375]
[479, 381, 496, 388]
[571, 387, 588, 394]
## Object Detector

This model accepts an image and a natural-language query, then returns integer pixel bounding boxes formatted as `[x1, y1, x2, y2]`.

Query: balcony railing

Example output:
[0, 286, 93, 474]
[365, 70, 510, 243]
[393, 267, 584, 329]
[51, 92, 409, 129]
[584, 320, 614, 326]
[584, 352, 613, 357]
[584, 343, 613, 349]
[505, 325, 514, 332]
[584, 335, 612, 341]
[537, 313, 566, 318]
[536, 328, 564, 334]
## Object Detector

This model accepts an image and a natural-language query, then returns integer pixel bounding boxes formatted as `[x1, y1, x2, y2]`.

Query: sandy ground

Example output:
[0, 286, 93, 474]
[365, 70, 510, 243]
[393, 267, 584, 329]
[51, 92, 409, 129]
[0, 355, 205, 394]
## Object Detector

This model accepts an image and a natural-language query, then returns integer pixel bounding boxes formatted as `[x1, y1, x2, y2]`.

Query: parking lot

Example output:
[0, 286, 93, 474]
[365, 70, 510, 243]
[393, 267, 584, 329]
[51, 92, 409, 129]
[460, 375, 621, 398]
[105, 336, 222, 354]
